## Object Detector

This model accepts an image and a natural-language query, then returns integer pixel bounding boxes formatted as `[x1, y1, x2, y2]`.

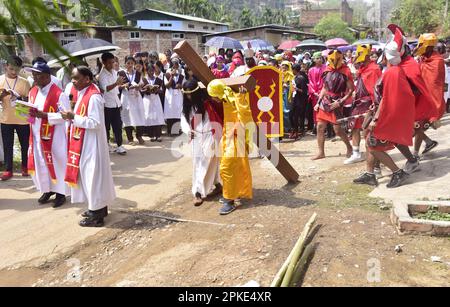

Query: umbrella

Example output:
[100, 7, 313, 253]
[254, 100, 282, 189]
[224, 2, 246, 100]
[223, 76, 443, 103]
[205, 36, 244, 50]
[325, 38, 349, 48]
[352, 39, 380, 46]
[278, 40, 301, 50]
[296, 39, 327, 50]
[48, 38, 120, 66]
[247, 39, 273, 50]
[337, 45, 356, 53]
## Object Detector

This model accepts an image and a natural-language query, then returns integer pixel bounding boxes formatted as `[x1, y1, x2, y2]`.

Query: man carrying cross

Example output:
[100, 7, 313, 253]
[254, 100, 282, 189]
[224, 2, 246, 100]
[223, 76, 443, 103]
[61, 66, 116, 227]
[27, 62, 70, 208]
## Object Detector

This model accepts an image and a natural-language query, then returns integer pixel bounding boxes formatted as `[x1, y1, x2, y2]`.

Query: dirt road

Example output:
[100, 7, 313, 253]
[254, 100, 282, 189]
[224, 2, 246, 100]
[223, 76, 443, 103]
[0, 120, 449, 286]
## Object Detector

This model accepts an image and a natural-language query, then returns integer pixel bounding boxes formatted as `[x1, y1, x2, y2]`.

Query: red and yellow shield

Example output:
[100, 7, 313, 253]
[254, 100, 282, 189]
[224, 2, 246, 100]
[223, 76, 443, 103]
[245, 66, 283, 137]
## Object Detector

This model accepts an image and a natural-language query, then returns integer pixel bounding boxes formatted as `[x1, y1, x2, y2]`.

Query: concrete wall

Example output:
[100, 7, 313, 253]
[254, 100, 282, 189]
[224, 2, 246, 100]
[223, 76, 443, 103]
[111, 30, 203, 62]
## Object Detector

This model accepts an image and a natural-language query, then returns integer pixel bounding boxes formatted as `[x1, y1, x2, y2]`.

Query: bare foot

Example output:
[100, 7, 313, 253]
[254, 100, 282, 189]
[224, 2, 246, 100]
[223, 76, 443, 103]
[311, 154, 326, 160]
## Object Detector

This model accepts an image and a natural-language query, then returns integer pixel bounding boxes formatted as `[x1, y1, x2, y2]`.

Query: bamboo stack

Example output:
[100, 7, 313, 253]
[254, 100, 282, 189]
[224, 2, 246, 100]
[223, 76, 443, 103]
[270, 213, 317, 287]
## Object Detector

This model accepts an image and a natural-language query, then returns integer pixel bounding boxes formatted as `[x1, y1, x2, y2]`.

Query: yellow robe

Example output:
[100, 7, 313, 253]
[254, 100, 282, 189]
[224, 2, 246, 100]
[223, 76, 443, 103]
[220, 93, 254, 200]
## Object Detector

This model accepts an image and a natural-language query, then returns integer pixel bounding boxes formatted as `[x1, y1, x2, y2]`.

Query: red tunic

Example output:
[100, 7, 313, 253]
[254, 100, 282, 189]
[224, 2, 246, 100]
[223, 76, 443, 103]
[373, 65, 415, 146]
[399, 56, 437, 122]
[419, 52, 446, 121]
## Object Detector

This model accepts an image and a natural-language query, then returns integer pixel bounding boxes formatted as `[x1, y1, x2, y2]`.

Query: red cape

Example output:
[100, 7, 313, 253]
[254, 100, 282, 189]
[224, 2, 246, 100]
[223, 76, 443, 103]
[400, 56, 437, 121]
[325, 64, 354, 83]
[420, 52, 446, 121]
[358, 62, 382, 101]
[373, 66, 415, 146]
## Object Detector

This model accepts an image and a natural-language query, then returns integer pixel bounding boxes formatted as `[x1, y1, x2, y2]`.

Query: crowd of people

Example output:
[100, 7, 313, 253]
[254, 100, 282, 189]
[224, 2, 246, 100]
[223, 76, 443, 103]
[0, 26, 450, 219]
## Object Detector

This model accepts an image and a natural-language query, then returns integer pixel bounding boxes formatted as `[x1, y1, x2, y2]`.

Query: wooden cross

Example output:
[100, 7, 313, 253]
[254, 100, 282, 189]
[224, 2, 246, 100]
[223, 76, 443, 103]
[174, 41, 299, 183]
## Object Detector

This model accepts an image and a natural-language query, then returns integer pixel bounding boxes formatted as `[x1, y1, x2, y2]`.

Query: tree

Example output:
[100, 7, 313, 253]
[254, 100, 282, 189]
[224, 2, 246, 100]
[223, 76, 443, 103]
[0, 0, 124, 59]
[239, 7, 255, 28]
[313, 13, 355, 42]
[390, 0, 442, 36]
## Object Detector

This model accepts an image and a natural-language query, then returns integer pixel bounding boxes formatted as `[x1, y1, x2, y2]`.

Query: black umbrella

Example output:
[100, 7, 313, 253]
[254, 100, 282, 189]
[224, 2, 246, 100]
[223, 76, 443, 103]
[48, 38, 121, 66]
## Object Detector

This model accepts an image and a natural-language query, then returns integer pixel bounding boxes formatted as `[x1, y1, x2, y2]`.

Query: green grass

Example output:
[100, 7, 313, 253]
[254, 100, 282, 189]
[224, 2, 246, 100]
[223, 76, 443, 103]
[415, 210, 450, 222]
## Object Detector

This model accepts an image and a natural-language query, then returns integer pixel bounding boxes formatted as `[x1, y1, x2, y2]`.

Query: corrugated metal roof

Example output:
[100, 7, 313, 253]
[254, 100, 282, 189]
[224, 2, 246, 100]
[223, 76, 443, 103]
[124, 8, 228, 26]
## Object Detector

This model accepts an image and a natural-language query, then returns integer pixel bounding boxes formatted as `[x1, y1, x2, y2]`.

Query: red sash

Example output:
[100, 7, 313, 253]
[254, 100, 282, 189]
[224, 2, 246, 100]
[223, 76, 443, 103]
[65, 84, 100, 187]
[28, 84, 62, 182]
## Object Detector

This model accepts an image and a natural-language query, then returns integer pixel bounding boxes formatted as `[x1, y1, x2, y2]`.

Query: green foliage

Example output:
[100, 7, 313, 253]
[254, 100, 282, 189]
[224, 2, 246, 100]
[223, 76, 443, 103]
[313, 13, 355, 42]
[239, 7, 256, 28]
[0, 0, 124, 60]
[390, 0, 446, 36]
[415, 210, 450, 222]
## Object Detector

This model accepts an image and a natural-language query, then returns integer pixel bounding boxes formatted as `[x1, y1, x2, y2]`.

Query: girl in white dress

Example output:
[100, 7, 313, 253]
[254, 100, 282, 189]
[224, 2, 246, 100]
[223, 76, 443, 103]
[142, 64, 165, 142]
[164, 59, 184, 137]
[119, 56, 146, 145]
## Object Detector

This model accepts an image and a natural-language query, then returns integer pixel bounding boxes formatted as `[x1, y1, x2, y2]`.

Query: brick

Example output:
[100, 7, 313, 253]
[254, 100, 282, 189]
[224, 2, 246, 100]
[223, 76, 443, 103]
[399, 220, 433, 233]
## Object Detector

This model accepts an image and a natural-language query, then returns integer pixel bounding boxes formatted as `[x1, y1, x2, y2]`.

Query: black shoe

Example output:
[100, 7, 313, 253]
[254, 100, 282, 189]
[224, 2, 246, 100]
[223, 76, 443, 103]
[79, 216, 104, 227]
[353, 172, 378, 186]
[219, 200, 236, 215]
[81, 207, 108, 218]
[52, 194, 66, 208]
[422, 141, 438, 154]
[81, 210, 95, 218]
[387, 170, 410, 189]
[38, 192, 55, 204]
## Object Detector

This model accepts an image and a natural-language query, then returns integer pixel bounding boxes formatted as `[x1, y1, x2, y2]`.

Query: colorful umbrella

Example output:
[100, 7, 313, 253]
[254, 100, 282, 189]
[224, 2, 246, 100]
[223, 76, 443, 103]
[205, 36, 244, 50]
[248, 39, 273, 50]
[278, 40, 301, 50]
[325, 38, 349, 48]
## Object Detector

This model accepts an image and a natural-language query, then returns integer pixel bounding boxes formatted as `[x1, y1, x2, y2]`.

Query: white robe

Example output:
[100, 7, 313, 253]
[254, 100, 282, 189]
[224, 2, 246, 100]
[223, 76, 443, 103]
[164, 76, 183, 120]
[69, 86, 116, 211]
[30, 83, 70, 195]
[121, 74, 146, 127]
[143, 78, 165, 127]
[181, 111, 221, 198]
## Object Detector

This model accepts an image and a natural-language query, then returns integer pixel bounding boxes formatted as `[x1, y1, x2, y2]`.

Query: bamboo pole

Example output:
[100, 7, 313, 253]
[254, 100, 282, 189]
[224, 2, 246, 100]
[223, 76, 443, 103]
[290, 243, 316, 287]
[270, 213, 317, 287]
[280, 213, 317, 287]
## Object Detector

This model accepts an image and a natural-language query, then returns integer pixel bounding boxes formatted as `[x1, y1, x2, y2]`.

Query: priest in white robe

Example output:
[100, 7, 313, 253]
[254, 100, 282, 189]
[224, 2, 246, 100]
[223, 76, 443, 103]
[61, 66, 116, 227]
[27, 62, 70, 208]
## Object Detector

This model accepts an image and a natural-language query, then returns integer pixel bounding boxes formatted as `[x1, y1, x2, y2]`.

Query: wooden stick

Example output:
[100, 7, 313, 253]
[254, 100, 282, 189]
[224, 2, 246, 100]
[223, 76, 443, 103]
[280, 213, 317, 287]
[270, 213, 317, 287]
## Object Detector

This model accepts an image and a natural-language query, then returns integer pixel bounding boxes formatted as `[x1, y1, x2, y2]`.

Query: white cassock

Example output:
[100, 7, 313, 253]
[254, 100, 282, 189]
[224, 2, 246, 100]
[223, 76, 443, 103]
[31, 83, 70, 195]
[181, 111, 221, 198]
[143, 81, 165, 127]
[121, 81, 146, 127]
[164, 76, 183, 120]
[69, 86, 116, 210]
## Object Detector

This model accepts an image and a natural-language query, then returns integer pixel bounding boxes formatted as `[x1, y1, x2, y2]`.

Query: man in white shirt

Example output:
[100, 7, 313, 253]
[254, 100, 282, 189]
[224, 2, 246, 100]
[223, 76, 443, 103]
[98, 52, 127, 155]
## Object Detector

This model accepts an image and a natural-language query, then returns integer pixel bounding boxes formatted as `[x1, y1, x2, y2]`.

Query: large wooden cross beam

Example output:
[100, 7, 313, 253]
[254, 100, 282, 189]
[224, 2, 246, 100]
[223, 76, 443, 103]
[174, 40, 299, 183]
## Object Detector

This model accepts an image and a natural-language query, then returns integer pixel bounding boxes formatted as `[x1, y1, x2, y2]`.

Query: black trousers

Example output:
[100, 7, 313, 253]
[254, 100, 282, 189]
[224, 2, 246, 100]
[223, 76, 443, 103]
[305, 101, 315, 131]
[289, 96, 308, 133]
[148, 126, 162, 138]
[104, 107, 123, 147]
[1, 124, 30, 172]
[125, 126, 145, 142]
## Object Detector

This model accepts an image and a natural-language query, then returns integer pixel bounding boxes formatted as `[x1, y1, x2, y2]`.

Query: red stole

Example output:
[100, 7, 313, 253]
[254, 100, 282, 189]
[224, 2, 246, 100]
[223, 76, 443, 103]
[373, 66, 415, 146]
[65, 84, 101, 187]
[28, 84, 62, 181]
